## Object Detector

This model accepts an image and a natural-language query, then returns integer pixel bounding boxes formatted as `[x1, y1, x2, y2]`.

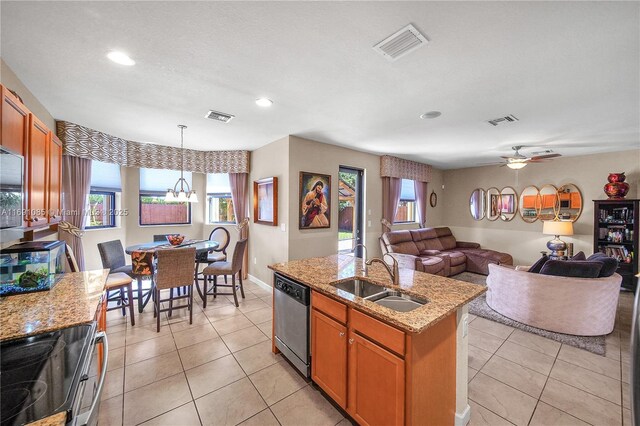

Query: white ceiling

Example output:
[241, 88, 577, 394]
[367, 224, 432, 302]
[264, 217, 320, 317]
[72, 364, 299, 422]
[1, 1, 638, 169]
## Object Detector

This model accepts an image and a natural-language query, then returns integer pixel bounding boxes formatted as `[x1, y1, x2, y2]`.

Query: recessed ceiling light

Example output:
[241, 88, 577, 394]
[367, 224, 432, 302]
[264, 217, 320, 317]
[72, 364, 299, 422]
[107, 51, 135, 66]
[420, 111, 441, 119]
[255, 98, 273, 107]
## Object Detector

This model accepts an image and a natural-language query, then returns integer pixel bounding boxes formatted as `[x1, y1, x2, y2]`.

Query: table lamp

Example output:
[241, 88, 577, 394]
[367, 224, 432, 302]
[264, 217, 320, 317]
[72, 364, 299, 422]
[543, 220, 574, 259]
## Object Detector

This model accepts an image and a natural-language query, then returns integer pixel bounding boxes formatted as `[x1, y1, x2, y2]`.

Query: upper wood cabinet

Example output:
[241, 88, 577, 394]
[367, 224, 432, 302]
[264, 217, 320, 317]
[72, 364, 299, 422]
[26, 114, 50, 226]
[1, 85, 29, 156]
[311, 308, 348, 408]
[48, 135, 62, 223]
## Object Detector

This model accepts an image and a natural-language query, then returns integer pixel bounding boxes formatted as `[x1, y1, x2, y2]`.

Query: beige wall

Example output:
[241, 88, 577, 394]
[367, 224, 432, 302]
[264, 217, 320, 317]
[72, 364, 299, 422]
[442, 149, 640, 265]
[248, 136, 290, 284]
[1, 59, 55, 130]
[287, 136, 384, 261]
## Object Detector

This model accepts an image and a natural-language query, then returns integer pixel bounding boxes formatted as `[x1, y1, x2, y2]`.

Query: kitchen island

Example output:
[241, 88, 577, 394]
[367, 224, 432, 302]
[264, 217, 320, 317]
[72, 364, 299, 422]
[269, 255, 485, 426]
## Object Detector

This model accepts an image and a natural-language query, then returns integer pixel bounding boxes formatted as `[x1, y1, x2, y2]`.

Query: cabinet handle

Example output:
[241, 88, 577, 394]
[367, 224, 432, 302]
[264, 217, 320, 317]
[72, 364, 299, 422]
[339, 332, 345, 337]
[348, 338, 354, 345]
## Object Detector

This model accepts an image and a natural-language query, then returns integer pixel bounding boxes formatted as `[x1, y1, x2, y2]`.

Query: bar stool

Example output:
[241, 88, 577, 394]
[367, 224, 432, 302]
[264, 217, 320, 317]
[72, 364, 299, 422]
[105, 272, 136, 326]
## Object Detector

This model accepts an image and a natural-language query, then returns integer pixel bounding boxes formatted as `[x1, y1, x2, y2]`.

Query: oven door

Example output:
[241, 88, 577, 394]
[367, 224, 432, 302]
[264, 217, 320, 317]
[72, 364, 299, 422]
[72, 332, 108, 426]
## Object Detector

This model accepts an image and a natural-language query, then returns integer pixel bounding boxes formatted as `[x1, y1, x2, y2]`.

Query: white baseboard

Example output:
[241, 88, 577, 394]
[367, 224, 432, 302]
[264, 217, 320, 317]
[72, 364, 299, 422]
[247, 274, 272, 291]
[455, 404, 471, 426]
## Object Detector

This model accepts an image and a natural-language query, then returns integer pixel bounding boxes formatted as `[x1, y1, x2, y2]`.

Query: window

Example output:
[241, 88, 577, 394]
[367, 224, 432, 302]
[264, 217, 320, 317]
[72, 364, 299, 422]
[394, 179, 417, 223]
[207, 173, 235, 223]
[139, 168, 191, 225]
[86, 161, 121, 229]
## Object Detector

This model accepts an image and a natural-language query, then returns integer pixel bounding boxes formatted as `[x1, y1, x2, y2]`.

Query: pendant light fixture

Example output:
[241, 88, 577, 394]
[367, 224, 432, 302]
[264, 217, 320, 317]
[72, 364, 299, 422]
[165, 125, 198, 203]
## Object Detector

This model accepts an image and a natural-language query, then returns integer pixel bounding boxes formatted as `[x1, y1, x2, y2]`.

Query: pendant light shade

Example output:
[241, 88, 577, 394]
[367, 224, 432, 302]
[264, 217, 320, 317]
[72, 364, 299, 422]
[165, 125, 198, 203]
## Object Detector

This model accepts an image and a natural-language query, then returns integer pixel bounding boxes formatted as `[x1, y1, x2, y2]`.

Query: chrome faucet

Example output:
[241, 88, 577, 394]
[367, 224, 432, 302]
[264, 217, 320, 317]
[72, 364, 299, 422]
[353, 243, 368, 273]
[365, 253, 399, 285]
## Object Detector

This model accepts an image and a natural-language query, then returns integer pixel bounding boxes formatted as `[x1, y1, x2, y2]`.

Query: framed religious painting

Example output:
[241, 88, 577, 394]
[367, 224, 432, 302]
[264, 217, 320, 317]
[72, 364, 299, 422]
[299, 172, 331, 229]
[253, 177, 278, 226]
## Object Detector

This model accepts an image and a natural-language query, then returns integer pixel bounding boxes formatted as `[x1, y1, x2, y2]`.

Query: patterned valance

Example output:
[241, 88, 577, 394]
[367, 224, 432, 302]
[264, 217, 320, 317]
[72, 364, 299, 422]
[380, 155, 431, 182]
[56, 121, 250, 174]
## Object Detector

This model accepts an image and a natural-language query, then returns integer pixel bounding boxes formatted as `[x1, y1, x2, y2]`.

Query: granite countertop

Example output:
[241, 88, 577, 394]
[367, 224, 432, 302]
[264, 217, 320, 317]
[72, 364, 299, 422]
[268, 255, 485, 334]
[0, 269, 109, 341]
[25, 412, 67, 426]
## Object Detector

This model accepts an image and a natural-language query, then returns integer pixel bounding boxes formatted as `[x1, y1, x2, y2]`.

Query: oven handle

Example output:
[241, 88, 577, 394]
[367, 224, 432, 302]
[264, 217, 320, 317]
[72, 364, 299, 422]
[75, 332, 108, 426]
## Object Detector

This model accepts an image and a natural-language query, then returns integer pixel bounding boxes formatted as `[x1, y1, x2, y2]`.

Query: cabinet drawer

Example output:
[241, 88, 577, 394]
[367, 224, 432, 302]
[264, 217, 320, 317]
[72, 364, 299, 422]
[350, 308, 405, 356]
[312, 291, 347, 324]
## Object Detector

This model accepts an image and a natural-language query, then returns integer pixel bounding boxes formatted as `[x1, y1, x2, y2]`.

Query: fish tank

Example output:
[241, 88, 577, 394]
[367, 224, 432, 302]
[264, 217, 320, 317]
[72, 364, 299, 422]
[0, 240, 65, 297]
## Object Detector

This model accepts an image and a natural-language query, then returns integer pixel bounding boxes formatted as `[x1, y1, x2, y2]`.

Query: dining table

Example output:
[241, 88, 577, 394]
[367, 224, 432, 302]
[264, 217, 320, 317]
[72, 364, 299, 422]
[124, 239, 220, 312]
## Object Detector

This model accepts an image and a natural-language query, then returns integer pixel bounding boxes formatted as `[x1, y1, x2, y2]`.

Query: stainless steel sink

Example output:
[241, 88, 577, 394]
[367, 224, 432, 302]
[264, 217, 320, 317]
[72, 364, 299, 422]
[332, 279, 386, 299]
[367, 291, 428, 312]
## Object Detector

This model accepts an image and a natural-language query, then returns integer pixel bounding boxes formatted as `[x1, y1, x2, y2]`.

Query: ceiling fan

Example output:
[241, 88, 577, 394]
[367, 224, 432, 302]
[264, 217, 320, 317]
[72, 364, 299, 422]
[499, 146, 561, 169]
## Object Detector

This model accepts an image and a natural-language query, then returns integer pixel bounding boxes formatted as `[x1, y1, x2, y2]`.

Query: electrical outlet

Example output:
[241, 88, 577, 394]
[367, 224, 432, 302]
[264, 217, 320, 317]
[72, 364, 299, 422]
[253, 257, 257, 265]
[368, 220, 371, 227]
[462, 315, 469, 337]
[280, 223, 286, 232]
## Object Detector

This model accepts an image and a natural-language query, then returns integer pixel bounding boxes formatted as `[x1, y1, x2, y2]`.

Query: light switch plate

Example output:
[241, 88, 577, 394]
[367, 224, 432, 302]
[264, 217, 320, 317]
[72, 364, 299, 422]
[280, 223, 286, 232]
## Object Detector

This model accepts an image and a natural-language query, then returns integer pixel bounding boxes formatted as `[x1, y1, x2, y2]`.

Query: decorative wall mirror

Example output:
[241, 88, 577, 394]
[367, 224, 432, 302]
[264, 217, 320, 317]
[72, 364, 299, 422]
[469, 188, 486, 220]
[486, 187, 501, 221]
[556, 184, 583, 222]
[499, 187, 518, 221]
[519, 185, 540, 223]
[538, 184, 559, 221]
[430, 190, 438, 208]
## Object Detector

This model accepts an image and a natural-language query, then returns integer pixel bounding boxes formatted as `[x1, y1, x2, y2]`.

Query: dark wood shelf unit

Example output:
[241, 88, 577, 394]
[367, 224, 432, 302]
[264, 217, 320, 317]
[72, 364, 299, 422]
[593, 199, 639, 291]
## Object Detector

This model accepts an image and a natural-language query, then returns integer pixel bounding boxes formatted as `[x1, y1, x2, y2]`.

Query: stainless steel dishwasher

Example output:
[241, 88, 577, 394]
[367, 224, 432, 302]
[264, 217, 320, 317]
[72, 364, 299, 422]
[274, 273, 310, 377]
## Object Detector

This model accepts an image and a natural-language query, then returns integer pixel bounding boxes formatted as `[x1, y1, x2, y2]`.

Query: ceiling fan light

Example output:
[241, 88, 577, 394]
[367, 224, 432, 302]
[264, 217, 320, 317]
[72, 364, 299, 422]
[507, 162, 527, 170]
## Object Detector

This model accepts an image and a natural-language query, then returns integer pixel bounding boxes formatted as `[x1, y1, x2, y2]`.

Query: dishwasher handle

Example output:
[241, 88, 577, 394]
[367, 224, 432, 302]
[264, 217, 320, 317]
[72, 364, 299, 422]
[74, 332, 108, 426]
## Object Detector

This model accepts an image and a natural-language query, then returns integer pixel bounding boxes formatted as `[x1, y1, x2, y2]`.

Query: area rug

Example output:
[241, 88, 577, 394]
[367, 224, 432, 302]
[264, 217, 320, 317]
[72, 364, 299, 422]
[453, 272, 607, 356]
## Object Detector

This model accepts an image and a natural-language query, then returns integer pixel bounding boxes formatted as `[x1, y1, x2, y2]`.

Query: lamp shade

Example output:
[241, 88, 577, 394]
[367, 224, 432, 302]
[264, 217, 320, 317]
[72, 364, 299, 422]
[543, 220, 574, 236]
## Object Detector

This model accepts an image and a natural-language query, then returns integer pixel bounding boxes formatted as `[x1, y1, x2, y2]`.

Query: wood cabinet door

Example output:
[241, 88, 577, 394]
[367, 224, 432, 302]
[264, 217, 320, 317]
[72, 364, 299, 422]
[348, 331, 405, 426]
[26, 114, 49, 226]
[48, 135, 62, 223]
[311, 308, 348, 408]
[1, 86, 29, 156]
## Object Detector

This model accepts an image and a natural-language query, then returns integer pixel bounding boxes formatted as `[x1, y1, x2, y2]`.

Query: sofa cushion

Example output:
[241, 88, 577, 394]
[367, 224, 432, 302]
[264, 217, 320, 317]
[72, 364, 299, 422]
[539, 260, 603, 278]
[434, 227, 457, 250]
[410, 228, 443, 251]
[587, 253, 619, 277]
[418, 256, 446, 275]
[421, 249, 441, 256]
[528, 255, 549, 274]
[571, 251, 586, 261]
[438, 251, 466, 267]
[382, 230, 420, 256]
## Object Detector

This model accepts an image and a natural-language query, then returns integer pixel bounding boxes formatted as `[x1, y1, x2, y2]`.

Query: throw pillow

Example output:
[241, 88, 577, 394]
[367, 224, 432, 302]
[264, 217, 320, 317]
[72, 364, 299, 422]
[570, 251, 586, 261]
[587, 253, 619, 277]
[528, 254, 549, 273]
[421, 249, 441, 256]
[539, 260, 603, 278]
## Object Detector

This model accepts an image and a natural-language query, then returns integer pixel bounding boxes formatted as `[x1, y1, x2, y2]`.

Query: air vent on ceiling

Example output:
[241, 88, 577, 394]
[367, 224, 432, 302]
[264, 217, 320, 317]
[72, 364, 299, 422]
[205, 110, 235, 123]
[487, 114, 519, 126]
[373, 24, 428, 62]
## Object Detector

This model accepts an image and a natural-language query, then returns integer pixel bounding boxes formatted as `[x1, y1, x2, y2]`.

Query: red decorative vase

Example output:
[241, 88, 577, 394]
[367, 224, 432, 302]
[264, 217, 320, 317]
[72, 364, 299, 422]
[604, 172, 630, 199]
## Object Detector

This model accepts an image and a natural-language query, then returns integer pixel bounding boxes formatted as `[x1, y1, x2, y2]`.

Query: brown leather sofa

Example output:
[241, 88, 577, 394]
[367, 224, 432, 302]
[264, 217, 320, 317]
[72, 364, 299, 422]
[380, 227, 513, 276]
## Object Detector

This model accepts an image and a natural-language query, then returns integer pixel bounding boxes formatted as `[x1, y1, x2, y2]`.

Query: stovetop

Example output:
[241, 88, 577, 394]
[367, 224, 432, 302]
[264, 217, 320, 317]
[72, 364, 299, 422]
[0, 323, 95, 426]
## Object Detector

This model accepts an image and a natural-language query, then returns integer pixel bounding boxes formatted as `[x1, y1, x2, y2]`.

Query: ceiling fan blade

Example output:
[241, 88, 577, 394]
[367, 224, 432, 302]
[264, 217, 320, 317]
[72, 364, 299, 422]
[500, 156, 513, 160]
[530, 153, 561, 161]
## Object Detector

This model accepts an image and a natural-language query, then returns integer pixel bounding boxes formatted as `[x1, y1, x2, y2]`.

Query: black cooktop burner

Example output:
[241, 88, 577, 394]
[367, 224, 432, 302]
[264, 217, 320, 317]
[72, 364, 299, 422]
[0, 324, 94, 426]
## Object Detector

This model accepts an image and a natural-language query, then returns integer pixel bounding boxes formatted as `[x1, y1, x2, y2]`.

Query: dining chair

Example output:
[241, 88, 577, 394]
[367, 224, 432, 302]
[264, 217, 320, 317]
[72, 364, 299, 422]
[105, 272, 135, 326]
[200, 239, 247, 308]
[65, 244, 79, 272]
[97, 240, 133, 275]
[195, 227, 231, 297]
[131, 250, 155, 313]
[153, 247, 196, 332]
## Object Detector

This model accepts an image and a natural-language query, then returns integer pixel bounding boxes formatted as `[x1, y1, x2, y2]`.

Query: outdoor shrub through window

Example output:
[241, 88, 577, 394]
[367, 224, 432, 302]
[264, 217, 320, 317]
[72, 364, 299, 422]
[87, 192, 115, 228]
[394, 179, 417, 223]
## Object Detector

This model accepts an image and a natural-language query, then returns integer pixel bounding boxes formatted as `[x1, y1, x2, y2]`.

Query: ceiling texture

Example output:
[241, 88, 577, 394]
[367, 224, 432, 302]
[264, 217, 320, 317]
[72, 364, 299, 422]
[1, 1, 638, 169]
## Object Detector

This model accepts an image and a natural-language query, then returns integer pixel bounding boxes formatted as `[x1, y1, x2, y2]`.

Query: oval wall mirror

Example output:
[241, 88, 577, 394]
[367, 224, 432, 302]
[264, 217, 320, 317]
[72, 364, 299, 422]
[469, 188, 486, 220]
[499, 187, 518, 221]
[519, 185, 540, 223]
[538, 184, 559, 221]
[486, 187, 501, 221]
[557, 184, 583, 222]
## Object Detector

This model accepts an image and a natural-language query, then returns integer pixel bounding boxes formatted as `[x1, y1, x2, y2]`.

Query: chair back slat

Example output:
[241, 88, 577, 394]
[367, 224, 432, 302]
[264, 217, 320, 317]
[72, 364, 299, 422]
[132, 250, 155, 276]
[65, 244, 80, 272]
[97, 240, 126, 270]
[231, 239, 248, 274]
[209, 227, 231, 253]
[155, 247, 196, 290]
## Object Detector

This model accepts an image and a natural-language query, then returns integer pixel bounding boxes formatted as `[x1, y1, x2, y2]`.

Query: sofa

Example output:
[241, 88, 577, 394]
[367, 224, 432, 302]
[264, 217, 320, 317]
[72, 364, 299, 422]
[486, 263, 622, 336]
[380, 227, 513, 276]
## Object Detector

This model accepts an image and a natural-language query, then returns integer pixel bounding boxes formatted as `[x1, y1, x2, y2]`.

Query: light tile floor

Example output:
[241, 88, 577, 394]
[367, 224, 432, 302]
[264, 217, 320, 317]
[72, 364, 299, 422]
[468, 290, 634, 426]
[97, 279, 635, 426]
